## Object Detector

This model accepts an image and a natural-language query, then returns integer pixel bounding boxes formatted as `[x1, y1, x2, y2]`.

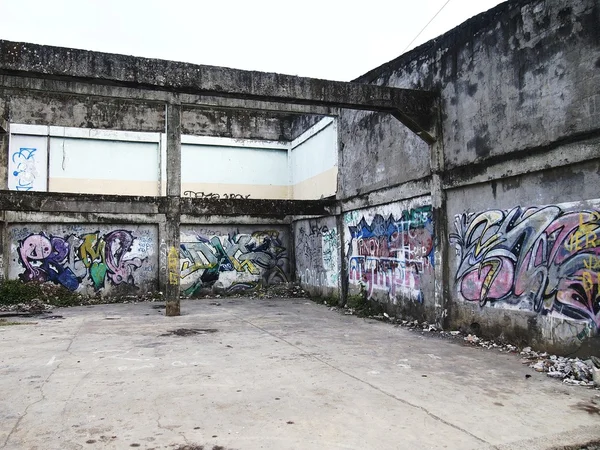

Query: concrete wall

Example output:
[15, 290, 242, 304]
[181, 108, 294, 141]
[335, 0, 600, 354]
[7, 223, 158, 297]
[179, 225, 290, 297]
[447, 161, 600, 354]
[293, 216, 340, 298]
[1, 0, 598, 354]
[343, 196, 435, 318]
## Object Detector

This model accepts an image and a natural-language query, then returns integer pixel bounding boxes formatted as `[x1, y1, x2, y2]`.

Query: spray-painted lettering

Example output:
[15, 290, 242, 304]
[346, 205, 434, 302]
[450, 206, 600, 332]
[17, 230, 145, 291]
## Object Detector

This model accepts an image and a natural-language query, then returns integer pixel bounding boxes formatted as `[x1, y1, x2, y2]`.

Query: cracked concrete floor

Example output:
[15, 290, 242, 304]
[1, 298, 599, 450]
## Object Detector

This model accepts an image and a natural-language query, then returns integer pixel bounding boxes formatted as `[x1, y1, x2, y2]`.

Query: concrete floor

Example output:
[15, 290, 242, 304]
[0, 298, 599, 450]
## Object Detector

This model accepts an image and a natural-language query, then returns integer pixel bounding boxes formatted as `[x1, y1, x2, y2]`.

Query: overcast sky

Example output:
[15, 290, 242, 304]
[0, 0, 505, 81]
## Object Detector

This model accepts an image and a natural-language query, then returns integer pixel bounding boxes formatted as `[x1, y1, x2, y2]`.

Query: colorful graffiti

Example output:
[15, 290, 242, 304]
[450, 205, 600, 332]
[295, 220, 339, 288]
[179, 230, 289, 296]
[17, 230, 146, 291]
[346, 205, 434, 302]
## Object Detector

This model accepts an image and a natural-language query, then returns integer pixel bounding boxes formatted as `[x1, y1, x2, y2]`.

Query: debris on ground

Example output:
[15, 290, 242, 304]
[0, 298, 53, 314]
[320, 300, 600, 389]
[520, 352, 600, 387]
[161, 328, 219, 337]
[0, 289, 163, 314]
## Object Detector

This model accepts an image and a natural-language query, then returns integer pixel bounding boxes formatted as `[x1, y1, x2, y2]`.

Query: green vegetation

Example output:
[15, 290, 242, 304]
[0, 279, 79, 307]
[0, 319, 36, 326]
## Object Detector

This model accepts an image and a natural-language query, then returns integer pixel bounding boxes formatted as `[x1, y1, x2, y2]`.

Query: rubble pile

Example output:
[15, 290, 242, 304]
[0, 298, 53, 314]
[521, 351, 600, 387]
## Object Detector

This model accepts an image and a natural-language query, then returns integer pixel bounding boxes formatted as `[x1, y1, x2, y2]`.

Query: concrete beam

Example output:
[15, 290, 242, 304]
[0, 116, 7, 134]
[181, 198, 338, 218]
[0, 74, 339, 117]
[0, 40, 438, 143]
[0, 190, 338, 217]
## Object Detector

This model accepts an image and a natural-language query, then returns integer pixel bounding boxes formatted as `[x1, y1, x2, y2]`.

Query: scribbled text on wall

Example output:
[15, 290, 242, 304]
[294, 220, 339, 289]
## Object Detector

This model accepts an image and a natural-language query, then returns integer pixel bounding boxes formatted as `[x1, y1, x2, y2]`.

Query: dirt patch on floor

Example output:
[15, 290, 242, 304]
[161, 328, 218, 337]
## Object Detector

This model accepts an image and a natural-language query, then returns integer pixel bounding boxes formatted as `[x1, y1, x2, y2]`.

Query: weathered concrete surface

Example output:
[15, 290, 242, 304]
[0, 40, 438, 142]
[341, 0, 600, 199]
[293, 216, 340, 298]
[335, 0, 600, 353]
[1, 89, 165, 132]
[182, 107, 295, 141]
[1, 299, 599, 450]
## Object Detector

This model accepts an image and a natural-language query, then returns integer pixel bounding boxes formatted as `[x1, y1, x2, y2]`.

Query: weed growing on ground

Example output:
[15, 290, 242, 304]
[0, 319, 35, 326]
[0, 280, 79, 307]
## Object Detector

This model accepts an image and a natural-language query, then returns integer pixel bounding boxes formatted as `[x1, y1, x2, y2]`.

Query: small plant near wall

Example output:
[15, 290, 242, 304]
[346, 280, 377, 317]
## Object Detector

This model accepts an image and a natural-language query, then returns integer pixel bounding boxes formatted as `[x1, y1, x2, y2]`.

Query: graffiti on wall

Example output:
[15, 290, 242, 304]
[16, 229, 149, 291]
[450, 205, 600, 333]
[183, 191, 251, 200]
[179, 230, 288, 296]
[295, 220, 339, 288]
[167, 246, 179, 285]
[346, 205, 434, 302]
[11, 147, 39, 191]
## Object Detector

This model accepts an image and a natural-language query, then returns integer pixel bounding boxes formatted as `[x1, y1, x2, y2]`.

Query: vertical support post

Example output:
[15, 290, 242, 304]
[0, 212, 7, 282]
[0, 116, 9, 190]
[334, 114, 348, 306]
[429, 102, 448, 329]
[165, 101, 182, 316]
[0, 117, 8, 282]
[336, 211, 348, 306]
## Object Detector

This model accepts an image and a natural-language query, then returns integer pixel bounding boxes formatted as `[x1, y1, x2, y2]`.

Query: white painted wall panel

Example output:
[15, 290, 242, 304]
[181, 144, 288, 186]
[291, 122, 337, 185]
[49, 137, 160, 182]
[8, 134, 48, 191]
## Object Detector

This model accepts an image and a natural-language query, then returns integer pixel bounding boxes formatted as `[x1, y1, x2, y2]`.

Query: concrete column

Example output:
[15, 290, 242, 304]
[335, 115, 348, 306]
[429, 105, 448, 328]
[336, 212, 348, 306]
[0, 117, 8, 190]
[1, 116, 10, 280]
[165, 102, 182, 316]
[0, 212, 7, 282]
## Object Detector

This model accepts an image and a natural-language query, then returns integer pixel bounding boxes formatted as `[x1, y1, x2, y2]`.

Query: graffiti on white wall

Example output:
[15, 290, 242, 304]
[8, 134, 48, 192]
[9, 225, 157, 294]
[179, 228, 289, 296]
[344, 202, 434, 303]
[450, 203, 600, 336]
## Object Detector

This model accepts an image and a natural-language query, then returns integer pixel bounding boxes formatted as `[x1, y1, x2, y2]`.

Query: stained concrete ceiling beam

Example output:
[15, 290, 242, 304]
[0, 116, 7, 134]
[0, 40, 438, 143]
[0, 190, 337, 217]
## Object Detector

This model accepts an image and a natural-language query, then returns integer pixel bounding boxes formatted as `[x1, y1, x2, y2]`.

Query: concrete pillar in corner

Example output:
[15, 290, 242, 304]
[165, 102, 182, 316]
[429, 104, 448, 329]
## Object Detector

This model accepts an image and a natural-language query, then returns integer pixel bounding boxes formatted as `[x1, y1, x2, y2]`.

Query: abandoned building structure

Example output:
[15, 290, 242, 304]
[0, 0, 598, 356]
